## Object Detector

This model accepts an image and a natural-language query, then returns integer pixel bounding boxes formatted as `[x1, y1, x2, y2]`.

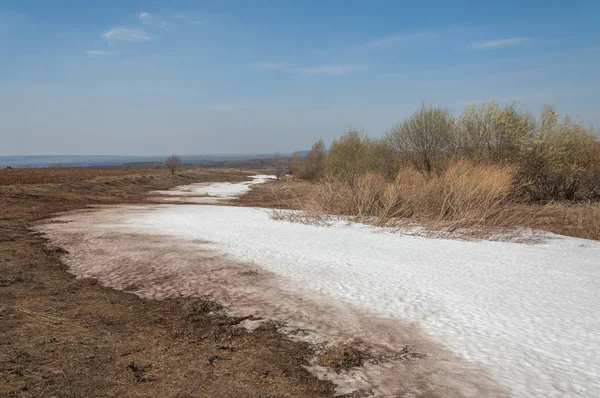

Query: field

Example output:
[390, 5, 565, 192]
[3, 167, 600, 397]
[0, 168, 161, 185]
[0, 169, 336, 398]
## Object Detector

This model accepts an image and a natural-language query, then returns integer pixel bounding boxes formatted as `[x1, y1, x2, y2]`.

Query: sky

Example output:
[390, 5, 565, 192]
[1, 0, 599, 156]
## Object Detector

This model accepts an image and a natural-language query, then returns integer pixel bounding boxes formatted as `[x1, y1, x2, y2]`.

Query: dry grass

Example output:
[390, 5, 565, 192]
[0, 168, 337, 398]
[0, 168, 160, 185]
[316, 342, 366, 371]
[256, 162, 599, 241]
[524, 202, 600, 241]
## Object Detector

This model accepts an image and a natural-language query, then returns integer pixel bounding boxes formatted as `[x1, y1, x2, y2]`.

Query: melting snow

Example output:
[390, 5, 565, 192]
[125, 203, 600, 398]
[150, 174, 276, 203]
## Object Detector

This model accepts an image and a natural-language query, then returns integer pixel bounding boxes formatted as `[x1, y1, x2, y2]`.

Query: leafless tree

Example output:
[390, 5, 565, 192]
[386, 104, 455, 175]
[274, 152, 285, 180]
[165, 155, 182, 175]
[300, 139, 327, 180]
[289, 152, 303, 175]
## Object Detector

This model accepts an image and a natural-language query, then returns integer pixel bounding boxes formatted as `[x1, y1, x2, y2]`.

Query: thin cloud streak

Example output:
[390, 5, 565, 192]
[363, 30, 442, 50]
[250, 62, 293, 71]
[470, 37, 532, 50]
[102, 27, 151, 42]
[138, 12, 171, 30]
[298, 64, 366, 76]
[251, 62, 366, 76]
[86, 50, 111, 56]
[173, 13, 211, 25]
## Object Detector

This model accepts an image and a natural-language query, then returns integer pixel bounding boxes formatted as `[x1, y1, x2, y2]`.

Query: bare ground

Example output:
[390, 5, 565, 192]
[0, 169, 337, 398]
[32, 181, 509, 396]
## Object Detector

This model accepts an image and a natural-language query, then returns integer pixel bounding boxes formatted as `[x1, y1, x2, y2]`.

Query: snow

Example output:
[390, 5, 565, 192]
[124, 203, 600, 398]
[150, 174, 276, 203]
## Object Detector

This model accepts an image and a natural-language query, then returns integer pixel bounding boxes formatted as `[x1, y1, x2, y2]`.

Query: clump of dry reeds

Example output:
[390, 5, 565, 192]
[273, 159, 531, 239]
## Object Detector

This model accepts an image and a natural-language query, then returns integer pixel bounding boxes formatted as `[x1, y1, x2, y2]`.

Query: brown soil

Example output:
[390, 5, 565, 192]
[0, 168, 161, 186]
[0, 169, 336, 398]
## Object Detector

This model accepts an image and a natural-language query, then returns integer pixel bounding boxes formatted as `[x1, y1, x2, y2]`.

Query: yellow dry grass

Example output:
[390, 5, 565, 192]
[261, 161, 599, 241]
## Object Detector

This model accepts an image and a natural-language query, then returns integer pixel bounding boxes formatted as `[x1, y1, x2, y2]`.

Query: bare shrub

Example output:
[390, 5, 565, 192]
[457, 101, 533, 161]
[369, 138, 400, 180]
[165, 155, 182, 175]
[297, 139, 327, 181]
[275, 159, 516, 236]
[271, 102, 599, 238]
[532, 202, 600, 241]
[274, 152, 285, 180]
[348, 172, 387, 218]
[515, 105, 599, 201]
[386, 104, 455, 175]
[327, 129, 372, 185]
[289, 152, 304, 175]
[434, 160, 514, 224]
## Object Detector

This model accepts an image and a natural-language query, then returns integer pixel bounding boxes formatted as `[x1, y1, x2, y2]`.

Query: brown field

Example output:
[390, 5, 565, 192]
[0, 169, 336, 398]
[0, 168, 164, 186]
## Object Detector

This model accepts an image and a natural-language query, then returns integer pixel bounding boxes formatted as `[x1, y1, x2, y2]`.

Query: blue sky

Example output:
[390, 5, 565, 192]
[1, 0, 599, 156]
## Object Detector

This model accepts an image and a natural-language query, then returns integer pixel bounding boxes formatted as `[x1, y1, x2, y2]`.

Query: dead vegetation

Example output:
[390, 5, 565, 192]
[317, 341, 366, 371]
[238, 173, 600, 241]
[260, 102, 600, 241]
[0, 168, 340, 398]
[0, 167, 158, 186]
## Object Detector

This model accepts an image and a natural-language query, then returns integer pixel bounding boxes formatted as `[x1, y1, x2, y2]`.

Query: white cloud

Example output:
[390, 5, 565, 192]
[139, 12, 151, 23]
[138, 12, 171, 30]
[102, 27, 151, 42]
[297, 64, 366, 76]
[363, 30, 441, 50]
[251, 62, 365, 76]
[469, 37, 532, 50]
[173, 13, 209, 25]
[250, 62, 293, 71]
[86, 50, 111, 56]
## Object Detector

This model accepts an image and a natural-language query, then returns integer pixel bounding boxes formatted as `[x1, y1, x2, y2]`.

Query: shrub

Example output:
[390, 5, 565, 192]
[515, 106, 599, 201]
[327, 129, 373, 185]
[386, 104, 455, 175]
[434, 159, 514, 223]
[457, 101, 533, 161]
[289, 152, 304, 175]
[368, 138, 399, 181]
[301, 159, 514, 231]
[297, 139, 327, 180]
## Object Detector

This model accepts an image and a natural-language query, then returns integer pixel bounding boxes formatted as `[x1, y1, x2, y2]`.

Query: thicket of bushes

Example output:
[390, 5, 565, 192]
[287, 102, 599, 234]
[292, 102, 600, 203]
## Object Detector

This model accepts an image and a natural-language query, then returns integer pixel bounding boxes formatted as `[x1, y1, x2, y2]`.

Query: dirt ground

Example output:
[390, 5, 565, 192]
[0, 169, 337, 398]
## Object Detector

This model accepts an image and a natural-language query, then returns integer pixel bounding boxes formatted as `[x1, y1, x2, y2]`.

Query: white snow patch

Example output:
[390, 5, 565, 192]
[150, 174, 276, 203]
[125, 204, 600, 398]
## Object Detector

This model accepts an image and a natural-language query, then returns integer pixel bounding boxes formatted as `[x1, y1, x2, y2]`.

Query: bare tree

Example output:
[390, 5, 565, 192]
[165, 155, 182, 175]
[300, 139, 327, 180]
[274, 152, 285, 180]
[386, 104, 455, 175]
[289, 152, 304, 175]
